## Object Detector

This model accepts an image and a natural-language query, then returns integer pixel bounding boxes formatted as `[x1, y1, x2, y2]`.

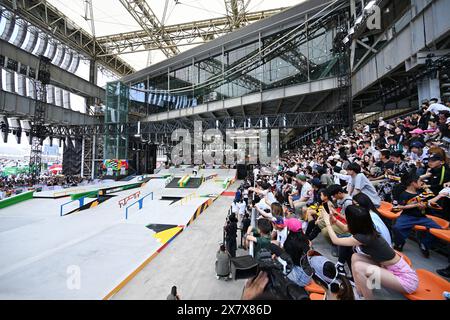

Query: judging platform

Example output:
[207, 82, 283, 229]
[0, 168, 236, 299]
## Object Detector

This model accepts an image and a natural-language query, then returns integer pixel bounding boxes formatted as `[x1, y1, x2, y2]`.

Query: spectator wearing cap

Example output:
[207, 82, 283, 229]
[409, 141, 429, 175]
[409, 129, 426, 146]
[428, 146, 448, 163]
[292, 175, 313, 215]
[272, 216, 288, 247]
[421, 154, 450, 217]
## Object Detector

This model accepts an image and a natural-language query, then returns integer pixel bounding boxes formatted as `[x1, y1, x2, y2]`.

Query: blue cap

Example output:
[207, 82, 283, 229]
[410, 141, 424, 148]
[273, 216, 285, 227]
[311, 178, 322, 187]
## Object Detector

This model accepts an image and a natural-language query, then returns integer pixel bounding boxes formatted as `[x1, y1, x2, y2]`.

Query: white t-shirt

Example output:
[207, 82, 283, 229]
[334, 173, 352, 184]
[427, 103, 450, 115]
[237, 201, 246, 216]
[265, 191, 277, 205]
[231, 202, 238, 214]
[370, 211, 392, 246]
[300, 182, 312, 200]
[276, 227, 288, 247]
[410, 147, 429, 162]
[372, 149, 381, 162]
[350, 173, 381, 207]
[256, 199, 271, 212]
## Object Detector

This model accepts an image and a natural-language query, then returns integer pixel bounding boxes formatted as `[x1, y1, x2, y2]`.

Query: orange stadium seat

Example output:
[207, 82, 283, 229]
[413, 215, 449, 232]
[378, 201, 402, 220]
[404, 269, 450, 300]
[309, 293, 325, 300]
[429, 228, 450, 243]
[305, 280, 326, 294]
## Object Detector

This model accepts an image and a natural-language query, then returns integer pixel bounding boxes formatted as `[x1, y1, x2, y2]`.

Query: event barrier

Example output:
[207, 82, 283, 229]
[125, 192, 154, 220]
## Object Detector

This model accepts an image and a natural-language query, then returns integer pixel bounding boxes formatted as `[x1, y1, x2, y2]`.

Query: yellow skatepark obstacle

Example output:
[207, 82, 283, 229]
[180, 192, 197, 205]
[178, 175, 191, 187]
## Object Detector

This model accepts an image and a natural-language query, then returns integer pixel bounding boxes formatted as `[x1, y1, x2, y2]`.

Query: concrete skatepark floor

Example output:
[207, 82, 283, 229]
[0, 169, 237, 299]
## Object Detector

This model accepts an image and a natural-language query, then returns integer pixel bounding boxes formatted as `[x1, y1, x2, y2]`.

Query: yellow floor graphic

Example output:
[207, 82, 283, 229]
[152, 226, 183, 244]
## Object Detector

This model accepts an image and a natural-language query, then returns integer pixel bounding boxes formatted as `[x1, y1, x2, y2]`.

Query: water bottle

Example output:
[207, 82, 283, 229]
[392, 200, 399, 212]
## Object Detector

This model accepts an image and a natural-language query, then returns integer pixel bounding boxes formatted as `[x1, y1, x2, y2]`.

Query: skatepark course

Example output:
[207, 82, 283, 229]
[0, 168, 236, 299]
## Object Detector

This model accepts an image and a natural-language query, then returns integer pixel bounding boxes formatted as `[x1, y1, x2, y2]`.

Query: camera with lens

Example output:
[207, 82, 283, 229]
[231, 245, 308, 300]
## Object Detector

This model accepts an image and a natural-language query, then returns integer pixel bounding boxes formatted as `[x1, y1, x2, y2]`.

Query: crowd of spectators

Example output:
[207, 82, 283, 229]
[0, 173, 86, 200]
[217, 98, 450, 300]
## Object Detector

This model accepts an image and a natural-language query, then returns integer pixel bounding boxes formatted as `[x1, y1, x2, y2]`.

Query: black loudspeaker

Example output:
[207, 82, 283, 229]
[237, 164, 248, 179]
[63, 138, 82, 176]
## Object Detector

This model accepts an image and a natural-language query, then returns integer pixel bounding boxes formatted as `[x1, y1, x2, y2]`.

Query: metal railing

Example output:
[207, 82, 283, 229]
[249, 207, 257, 257]
[125, 192, 154, 219]
[60, 192, 98, 216]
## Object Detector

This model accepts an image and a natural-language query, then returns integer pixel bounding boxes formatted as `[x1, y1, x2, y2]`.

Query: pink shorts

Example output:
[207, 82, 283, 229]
[385, 257, 419, 294]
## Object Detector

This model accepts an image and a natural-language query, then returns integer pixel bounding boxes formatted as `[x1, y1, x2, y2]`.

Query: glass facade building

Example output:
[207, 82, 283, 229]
[104, 81, 129, 160]
[125, 22, 339, 115]
[104, 0, 347, 162]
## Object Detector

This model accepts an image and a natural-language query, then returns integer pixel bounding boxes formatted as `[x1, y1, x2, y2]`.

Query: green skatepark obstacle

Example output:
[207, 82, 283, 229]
[0, 190, 34, 209]
[178, 175, 191, 187]
[222, 178, 231, 188]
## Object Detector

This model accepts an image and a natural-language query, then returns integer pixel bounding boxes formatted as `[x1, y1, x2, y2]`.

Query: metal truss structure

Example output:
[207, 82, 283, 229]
[43, 111, 346, 139]
[95, 6, 287, 56]
[225, 0, 249, 31]
[118, 0, 179, 58]
[81, 134, 103, 179]
[29, 55, 51, 177]
[2, 0, 287, 74]
[1, 0, 134, 76]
